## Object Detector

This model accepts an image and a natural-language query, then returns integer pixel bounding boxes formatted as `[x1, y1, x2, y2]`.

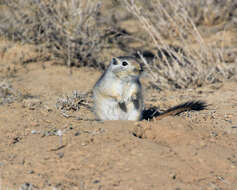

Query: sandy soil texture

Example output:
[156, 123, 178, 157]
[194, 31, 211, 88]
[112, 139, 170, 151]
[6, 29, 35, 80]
[0, 42, 237, 190]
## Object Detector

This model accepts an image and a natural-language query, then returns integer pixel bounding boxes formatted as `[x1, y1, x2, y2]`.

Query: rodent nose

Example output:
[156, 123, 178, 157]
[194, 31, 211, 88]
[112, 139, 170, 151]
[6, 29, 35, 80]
[138, 62, 144, 73]
[138, 65, 144, 73]
[133, 68, 143, 74]
[133, 68, 139, 73]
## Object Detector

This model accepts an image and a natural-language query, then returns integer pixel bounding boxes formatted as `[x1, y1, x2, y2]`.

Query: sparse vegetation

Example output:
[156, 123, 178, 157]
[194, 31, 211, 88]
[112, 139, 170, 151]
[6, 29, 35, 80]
[0, 81, 35, 104]
[0, 0, 106, 68]
[56, 91, 92, 112]
[124, 0, 237, 89]
[0, 81, 21, 104]
[0, 0, 236, 89]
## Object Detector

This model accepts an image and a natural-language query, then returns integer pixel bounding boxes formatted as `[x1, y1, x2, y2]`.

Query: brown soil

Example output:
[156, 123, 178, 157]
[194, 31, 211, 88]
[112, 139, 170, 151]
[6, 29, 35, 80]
[0, 41, 237, 190]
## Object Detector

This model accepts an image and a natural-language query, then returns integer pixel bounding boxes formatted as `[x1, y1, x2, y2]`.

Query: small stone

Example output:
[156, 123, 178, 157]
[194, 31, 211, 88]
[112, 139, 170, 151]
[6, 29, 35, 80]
[74, 131, 80, 136]
[44, 105, 52, 112]
[31, 130, 39, 134]
[172, 174, 176, 180]
[210, 132, 218, 137]
[57, 152, 64, 159]
[28, 170, 34, 174]
[93, 180, 100, 184]
[56, 130, 63, 136]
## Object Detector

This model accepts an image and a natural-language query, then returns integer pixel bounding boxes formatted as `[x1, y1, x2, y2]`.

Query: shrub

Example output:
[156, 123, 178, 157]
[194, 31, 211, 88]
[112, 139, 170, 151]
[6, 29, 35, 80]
[124, 0, 237, 89]
[0, 0, 106, 68]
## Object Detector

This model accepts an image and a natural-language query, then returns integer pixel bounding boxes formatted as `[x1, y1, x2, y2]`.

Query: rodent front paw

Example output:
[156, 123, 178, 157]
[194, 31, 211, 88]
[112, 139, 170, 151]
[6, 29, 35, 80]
[118, 101, 127, 112]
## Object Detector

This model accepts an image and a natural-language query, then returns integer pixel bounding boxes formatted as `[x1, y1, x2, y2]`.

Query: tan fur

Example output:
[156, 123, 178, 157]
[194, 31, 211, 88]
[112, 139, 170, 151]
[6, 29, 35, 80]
[93, 56, 143, 121]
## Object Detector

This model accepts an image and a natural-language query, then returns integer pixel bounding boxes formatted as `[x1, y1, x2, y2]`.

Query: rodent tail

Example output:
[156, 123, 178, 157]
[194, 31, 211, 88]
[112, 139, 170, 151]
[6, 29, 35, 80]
[142, 100, 207, 120]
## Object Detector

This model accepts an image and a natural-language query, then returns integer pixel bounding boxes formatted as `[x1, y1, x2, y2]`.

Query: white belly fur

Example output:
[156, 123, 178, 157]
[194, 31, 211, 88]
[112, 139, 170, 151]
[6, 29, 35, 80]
[93, 73, 142, 121]
[94, 94, 140, 120]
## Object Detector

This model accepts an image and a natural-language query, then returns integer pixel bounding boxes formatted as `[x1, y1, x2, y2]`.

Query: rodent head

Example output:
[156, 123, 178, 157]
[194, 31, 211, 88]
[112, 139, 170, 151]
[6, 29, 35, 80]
[108, 56, 143, 80]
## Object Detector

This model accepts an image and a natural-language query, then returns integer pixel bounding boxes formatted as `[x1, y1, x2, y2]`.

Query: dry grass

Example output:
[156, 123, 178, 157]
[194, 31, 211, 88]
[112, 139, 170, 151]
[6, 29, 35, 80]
[0, 0, 237, 89]
[0, 0, 106, 69]
[0, 81, 21, 104]
[56, 91, 92, 112]
[124, 0, 237, 89]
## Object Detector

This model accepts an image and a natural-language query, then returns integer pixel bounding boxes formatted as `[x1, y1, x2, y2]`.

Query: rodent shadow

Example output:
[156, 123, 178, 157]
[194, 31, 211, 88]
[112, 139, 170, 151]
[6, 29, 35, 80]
[142, 100, 207, 120]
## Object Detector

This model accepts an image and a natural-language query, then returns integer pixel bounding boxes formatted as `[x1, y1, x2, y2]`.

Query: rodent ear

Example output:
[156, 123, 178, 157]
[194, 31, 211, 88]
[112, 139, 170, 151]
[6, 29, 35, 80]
[111, 58, 118, 65]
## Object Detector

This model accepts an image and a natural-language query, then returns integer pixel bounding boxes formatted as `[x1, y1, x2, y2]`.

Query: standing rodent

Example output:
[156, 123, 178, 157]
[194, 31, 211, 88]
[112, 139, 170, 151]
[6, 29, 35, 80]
[93, 56, 207, 121]
[93, 56, 144, 121]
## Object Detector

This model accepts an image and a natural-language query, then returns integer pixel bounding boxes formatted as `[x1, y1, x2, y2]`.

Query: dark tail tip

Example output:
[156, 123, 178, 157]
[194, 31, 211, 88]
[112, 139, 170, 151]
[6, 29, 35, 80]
[176, 100, 207, 111]
[142, 100, 208, 120]
[163, 100, 208, 114]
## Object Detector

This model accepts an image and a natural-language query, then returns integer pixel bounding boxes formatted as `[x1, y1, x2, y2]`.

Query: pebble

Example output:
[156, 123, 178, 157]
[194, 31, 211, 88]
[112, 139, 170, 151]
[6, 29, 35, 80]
[31, 130, 40, 134]
[57, 152, 64, 159]
[74, 131, 80, 136]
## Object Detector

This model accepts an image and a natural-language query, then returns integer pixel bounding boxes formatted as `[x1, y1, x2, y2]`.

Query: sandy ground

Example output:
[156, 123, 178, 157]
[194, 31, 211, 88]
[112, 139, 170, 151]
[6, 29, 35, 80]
[0, 42, 237, 190]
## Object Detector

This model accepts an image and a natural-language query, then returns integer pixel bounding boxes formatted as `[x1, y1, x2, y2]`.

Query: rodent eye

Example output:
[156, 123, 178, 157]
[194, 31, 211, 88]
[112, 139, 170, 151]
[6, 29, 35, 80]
[122, 61, 128, 66]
